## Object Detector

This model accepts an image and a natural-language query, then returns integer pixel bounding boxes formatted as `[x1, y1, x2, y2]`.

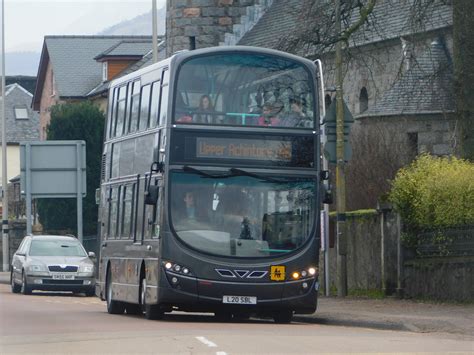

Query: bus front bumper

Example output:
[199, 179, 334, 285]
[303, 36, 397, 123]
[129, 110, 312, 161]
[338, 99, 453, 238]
[159, 271, 318, 314]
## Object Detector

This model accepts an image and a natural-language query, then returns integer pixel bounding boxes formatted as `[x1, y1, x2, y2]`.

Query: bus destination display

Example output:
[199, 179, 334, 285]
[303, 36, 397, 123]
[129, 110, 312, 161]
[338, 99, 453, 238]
[196, 137, 292, 162]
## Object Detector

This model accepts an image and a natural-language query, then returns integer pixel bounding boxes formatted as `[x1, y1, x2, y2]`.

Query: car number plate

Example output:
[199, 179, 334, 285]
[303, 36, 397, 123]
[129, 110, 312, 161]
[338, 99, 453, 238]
[52, 274, 75, 280]
[222, 295, 257, 305]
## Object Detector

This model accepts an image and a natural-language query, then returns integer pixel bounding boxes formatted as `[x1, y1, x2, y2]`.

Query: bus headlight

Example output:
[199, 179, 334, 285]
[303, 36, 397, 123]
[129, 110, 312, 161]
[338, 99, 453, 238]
[292, 272, 300, 280]
[308, 267, 318, 276]
[163, 261, 191, 276]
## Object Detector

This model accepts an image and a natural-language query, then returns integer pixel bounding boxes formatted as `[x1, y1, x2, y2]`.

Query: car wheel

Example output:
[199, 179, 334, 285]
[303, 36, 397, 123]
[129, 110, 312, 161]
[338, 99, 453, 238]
[273, 310, 293, 324]
[106, 270, 125, 314]
[21, 272, 32, 295]
[11, 271, 21, 293]
[140, 277, 163, 320]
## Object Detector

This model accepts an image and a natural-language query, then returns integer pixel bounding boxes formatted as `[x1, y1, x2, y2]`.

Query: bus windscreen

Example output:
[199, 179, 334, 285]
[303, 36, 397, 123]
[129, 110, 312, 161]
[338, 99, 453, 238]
[173, 53, 315, 129]
[169, 171, 316, 258]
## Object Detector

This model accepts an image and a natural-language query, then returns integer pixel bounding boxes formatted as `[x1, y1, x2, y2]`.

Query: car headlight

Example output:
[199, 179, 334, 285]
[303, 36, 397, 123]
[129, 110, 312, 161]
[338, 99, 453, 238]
[80, 265, 94, 273]
[28, 265, 46, 272]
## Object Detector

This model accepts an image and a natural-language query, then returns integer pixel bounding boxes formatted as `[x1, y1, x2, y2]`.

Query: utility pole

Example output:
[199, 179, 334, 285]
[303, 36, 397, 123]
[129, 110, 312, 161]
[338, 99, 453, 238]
[335, 0, 347, 297]
[1, 0, 9, 272]
[152, 0, 158, 63]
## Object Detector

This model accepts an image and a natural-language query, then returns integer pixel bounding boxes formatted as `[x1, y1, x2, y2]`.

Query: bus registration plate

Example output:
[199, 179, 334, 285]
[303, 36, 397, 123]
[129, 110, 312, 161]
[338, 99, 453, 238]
[223, 295, 257, 305]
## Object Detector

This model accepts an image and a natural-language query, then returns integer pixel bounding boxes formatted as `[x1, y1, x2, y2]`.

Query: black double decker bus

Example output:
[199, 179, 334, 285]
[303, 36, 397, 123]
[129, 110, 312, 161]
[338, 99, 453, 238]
[97, 46, 324, 323]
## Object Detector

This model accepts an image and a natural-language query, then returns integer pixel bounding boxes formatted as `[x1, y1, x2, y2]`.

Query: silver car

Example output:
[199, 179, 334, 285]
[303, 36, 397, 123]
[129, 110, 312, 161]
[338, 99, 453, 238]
[10, 235, 96, 296]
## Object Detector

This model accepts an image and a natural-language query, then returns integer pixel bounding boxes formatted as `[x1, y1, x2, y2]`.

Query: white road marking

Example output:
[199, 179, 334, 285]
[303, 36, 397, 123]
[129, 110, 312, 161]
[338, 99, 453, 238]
[196, 336, 217, 348]
[216, 352, 228, 355]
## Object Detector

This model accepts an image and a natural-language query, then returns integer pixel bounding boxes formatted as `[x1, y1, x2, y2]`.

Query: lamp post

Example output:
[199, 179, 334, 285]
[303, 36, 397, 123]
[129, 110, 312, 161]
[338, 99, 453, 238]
[335, 0, 347, 297]
[152, 0, 158, 63]
[1, 0, 9, 272]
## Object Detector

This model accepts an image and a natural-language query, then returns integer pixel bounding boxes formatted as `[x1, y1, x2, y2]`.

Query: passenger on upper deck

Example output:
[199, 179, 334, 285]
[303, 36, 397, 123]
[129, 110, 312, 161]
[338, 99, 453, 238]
[257, 103, 281, 127]
[193, 95, 216, 124]
[279, 98, 307, 127]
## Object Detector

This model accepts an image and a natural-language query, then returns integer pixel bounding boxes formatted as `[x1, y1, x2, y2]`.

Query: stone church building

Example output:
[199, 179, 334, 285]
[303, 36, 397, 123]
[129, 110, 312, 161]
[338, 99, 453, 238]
[164, 0, 455, 208]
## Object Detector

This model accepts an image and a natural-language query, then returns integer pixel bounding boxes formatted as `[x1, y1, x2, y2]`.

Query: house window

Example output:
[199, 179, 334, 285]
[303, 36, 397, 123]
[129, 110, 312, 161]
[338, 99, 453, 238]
[102, 62, 108, 82]
[325, 94, 332, 110]
[14, 107, 29, 119]
[359, 87, 368, 113]
[408, 132, 418, 158]
[50, 70, 55, 96]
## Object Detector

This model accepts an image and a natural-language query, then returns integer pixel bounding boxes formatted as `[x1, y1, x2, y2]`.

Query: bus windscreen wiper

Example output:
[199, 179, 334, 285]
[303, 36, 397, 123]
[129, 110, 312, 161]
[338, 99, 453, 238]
[228, 168, 285, 183]
[183, 165, 231, 179]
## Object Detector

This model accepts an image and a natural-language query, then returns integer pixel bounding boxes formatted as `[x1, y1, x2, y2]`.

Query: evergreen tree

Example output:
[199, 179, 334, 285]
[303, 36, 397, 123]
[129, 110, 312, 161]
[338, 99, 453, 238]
[37, 102, 105, 236]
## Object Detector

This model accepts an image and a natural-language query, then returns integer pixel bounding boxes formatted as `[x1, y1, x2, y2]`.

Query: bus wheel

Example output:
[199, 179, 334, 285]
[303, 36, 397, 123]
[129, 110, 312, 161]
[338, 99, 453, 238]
[106, 270, 125, 314]
[125, 303, 142, 315]
[140, 277, 163, 320]
[273, 310, 293, 324]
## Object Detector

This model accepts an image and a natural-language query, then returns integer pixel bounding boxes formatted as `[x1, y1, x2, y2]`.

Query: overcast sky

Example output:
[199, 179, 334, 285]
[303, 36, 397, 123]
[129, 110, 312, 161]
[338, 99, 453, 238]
[3, 0, 166, 53]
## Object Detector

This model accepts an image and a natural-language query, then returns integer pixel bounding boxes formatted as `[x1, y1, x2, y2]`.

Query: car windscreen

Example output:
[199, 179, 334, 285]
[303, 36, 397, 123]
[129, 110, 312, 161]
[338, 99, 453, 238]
[29, 240, 87, 257]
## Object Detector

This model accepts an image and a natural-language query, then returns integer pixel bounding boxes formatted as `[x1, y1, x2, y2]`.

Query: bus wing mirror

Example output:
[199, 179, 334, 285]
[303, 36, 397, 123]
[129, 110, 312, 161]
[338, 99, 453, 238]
[320, 170, 330, 180]
[145, 185, 159, 205]
[322, 184, 333, 205]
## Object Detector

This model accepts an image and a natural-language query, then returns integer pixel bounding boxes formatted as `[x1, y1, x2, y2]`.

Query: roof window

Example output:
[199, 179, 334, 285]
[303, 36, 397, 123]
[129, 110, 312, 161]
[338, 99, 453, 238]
[14, 107, 29, 119]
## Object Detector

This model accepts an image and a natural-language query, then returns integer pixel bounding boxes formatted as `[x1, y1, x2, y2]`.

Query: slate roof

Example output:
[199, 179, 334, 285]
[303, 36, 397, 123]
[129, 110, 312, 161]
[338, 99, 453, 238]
[33, 36, 153, 109]
[1, 84, 40, 144]
[361, 39, 454, 117]
[238, 0, 452, 53]
[94, 39, 155, 60]
[87, 40, 167, 97]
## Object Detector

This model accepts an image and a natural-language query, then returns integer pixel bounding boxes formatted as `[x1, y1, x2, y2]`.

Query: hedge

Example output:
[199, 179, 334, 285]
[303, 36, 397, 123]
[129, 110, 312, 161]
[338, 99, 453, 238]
[389, 154, 474, 228]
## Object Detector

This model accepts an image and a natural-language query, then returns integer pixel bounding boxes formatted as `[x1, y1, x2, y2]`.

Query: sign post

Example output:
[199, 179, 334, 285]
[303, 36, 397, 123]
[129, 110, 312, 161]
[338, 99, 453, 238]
[21, 141, 86, 242]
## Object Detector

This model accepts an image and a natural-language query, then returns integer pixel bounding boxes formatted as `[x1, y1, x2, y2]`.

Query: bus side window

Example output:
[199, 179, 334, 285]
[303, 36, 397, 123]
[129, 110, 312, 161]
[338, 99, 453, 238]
[107, 88, 116, 140]
[115, 85, 128, 137]
[121, 184, 135, 240]
[138, 84, 151, 131]
[159, 69, 169, 126]
[129, 80, 141, 133]
[150, 80, 161, 128]
[108, 187, 119, 239]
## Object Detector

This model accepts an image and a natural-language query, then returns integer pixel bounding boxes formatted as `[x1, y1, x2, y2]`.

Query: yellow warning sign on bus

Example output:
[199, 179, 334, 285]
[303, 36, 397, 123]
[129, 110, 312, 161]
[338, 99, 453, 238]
[270, 265, 286, 281]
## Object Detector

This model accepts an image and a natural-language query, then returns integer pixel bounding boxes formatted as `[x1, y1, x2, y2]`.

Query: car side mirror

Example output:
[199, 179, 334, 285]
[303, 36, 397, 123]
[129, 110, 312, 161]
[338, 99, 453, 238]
[145, 185, 159, 205]
[88, 252, 96, 259]
[322, 183, 333, 205]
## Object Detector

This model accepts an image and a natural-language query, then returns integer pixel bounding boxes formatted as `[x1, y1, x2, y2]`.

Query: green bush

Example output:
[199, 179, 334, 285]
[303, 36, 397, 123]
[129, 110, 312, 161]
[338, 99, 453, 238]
[389, 154, 474, 228]
[37, 102, 105, 235]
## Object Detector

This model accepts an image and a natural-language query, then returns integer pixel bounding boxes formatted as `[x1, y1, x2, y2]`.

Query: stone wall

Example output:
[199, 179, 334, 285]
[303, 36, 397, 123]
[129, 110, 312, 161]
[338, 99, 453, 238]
[320, 211, 399, 294]
[166, 0, 263, 55]
[319, 211, 474, 301]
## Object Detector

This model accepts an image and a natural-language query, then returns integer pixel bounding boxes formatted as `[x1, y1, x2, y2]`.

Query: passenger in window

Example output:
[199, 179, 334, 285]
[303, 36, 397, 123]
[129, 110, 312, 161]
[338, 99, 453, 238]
[280, 98, 307, 127]
[193, 95, 216, 124]
[257, 103, 280, 127]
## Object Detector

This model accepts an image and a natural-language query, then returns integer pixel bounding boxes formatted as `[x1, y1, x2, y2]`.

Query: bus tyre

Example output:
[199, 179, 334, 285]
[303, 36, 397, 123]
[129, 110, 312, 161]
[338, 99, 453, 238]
[11, 272, 21, 293]
[144, 304, 164, 320]
[106, 271, 125, 315]
[21, 272, 32, 295]
[125, 303, 142, 315]
[273, 310, 293, 324]
[140, 277, 163, 320]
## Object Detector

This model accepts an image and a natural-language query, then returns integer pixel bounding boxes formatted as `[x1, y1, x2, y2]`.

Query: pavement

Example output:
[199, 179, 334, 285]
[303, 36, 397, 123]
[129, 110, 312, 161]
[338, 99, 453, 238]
[1, 271, 472, 337]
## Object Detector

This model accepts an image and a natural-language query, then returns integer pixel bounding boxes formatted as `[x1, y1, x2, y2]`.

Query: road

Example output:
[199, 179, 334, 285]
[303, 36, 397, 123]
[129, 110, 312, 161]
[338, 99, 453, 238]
[0, 285, 472, 354]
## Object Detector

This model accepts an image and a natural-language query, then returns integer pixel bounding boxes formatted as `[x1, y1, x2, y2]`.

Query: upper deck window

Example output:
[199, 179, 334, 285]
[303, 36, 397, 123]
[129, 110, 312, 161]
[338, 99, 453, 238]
[174, 53, 315, 129]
